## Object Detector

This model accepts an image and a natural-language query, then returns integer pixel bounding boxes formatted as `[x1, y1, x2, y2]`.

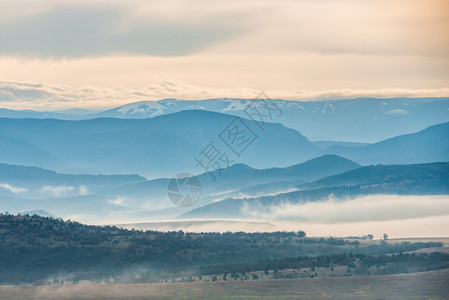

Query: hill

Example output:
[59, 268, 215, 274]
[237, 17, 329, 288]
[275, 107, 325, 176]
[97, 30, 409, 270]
[0, 214, 444, 286]
[302, 162, 449, 192]
[0, 133, 64, 171]
[0, 163, 145, 198]
[21, 210, 56, 218]
[180, 162, 449, 219]
[0, 155, 360, 220]
[324, 122, 449, 165]
[0, 110, 319, 177]
[95, 155, 361, 213]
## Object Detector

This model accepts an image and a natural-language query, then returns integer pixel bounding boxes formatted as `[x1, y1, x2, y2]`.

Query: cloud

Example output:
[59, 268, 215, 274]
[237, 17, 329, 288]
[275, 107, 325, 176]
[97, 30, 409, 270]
[384, 109, 410, 115]
[40, 185, 75, 197]
[0, 2, 246, 58]
[78, 185, 89, 196]
[241, 195, 449, 223]
[107, 196, 129, 207]
[0, 183, 27, 194]
[1, 0, 447, 58]
[1, 80, 448, 110]
[0, 0, 447, 94]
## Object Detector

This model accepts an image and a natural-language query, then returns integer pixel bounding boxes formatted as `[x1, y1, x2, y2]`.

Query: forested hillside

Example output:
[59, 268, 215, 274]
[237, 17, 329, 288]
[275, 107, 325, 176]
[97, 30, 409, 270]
[0, 214, 444, 285]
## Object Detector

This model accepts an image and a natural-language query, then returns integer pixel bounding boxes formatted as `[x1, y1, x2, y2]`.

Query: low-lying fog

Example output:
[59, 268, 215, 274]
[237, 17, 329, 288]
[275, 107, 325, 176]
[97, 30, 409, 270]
[76, 194, 449, 239]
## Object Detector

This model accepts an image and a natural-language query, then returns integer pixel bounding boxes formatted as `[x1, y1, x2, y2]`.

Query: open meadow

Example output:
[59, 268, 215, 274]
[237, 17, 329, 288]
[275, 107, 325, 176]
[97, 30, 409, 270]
[1, 269, 448, 300]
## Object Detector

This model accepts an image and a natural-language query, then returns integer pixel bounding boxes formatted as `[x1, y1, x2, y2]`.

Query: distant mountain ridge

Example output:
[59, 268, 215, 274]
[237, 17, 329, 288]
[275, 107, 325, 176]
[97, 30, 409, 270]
[2, 158, 447, 222]
[0, 110, 319, 177]
[179, 162, 449, 219]
[0, 163, 145, 185]
[99, 154, 361, 210]
[301, 162, 449, 193]
[0, 108, 70, 119]
[323, 121, 449, 165]
[21, 210, 57, 218]
[0, 133, 63, 170]
[2, 97, 448, 142]
[1, 112, 448, 178]
[313, 141, 370, 149]
[0, 155, 361, 220]
[0, 163, 146, 199]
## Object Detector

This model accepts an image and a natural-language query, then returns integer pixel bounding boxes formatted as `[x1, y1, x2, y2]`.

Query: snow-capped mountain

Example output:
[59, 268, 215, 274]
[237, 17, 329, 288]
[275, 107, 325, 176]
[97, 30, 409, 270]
[89, 97, 449, 142]
[1, 97, 448, 142]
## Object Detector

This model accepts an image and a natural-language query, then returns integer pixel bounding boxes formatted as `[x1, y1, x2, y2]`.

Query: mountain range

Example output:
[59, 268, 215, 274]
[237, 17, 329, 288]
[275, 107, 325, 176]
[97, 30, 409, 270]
[1, 111, 448, 178]
[0, 97, 448, 223]
[180, 162, 449, 220]
[0, 155, 361, 219]
[99, 154, 361, 210]
[0, 110, 319, 178]
[2, 97, 448, 142]
[2, 155, 447, 222]
[0, 163, 145, 198]
[323, 121, 449, 165]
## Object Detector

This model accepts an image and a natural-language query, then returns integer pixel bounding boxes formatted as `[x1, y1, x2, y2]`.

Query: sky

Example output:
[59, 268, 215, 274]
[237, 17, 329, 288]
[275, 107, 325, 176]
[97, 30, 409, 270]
[0, 0, 448, 109]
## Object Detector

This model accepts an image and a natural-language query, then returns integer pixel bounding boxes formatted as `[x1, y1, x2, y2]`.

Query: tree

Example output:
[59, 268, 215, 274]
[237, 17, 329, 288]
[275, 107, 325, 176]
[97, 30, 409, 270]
[367, 234, 374, 240]
[296, 231, 306, 238]
[383, 233, 389, 240]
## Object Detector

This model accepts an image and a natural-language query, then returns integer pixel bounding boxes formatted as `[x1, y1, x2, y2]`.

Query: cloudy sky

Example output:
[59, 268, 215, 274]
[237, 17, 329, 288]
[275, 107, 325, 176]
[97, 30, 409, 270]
[0, 0, 448, 109]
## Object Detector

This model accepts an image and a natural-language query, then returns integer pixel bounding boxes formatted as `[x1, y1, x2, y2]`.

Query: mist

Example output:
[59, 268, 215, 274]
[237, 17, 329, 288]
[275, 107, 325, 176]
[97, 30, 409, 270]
[99, 195, 449, 239]
[241, 194, 449, 223]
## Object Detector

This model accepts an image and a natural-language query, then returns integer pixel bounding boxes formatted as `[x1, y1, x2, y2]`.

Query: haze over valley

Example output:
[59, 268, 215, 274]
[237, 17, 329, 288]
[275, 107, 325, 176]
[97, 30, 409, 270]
[1, 0, 448, 298]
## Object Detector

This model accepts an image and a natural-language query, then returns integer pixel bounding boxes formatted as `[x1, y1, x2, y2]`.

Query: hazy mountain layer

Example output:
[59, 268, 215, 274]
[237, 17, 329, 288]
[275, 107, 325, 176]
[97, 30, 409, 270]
[0, 110, 319, 177]
[323, 121, 449, 165]
[180, 162, 449, 219]
[2, 97, 448, 142]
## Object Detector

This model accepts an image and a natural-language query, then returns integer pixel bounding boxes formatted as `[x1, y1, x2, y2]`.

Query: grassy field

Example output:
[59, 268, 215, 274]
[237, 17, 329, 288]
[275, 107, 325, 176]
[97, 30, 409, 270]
[1, 269, 448, 300]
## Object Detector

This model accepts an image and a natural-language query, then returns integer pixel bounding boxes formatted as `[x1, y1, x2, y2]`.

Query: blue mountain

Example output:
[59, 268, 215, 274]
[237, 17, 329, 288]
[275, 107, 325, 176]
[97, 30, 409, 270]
[323, 121, 449, 165]
[0, 110, 319, 178]
[179, 162, 449, 220]
[2, 97, 449, 142]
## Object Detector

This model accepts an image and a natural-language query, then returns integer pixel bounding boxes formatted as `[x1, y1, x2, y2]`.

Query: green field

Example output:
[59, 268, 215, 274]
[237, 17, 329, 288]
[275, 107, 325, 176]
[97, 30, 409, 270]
[1, 269, 448, 300]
